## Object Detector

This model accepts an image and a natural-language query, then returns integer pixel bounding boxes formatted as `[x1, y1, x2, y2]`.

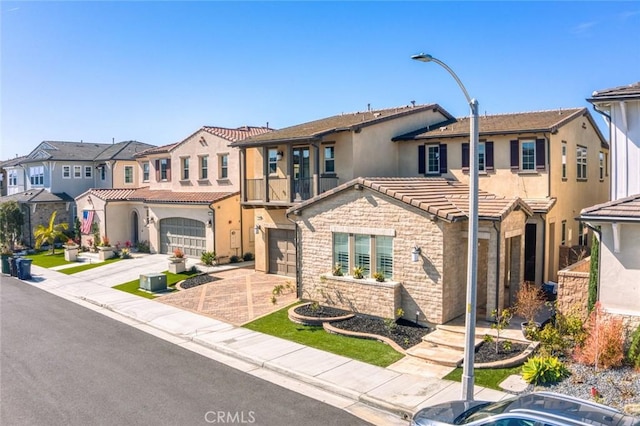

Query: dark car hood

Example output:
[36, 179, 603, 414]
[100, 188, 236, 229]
[412, 401, 490, 425]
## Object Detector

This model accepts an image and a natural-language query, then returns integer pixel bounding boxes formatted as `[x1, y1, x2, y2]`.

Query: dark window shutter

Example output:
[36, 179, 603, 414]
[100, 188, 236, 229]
[166, 158, 171, 180]
[439, 144, 447, 174]
[510, 140, 519, 170]
[536, 139, 546, 170]
[155, 160, 160, 181]
[486, 141, 494, 170]
[461, 143, 470, 171]
[418, 145, 425, 174]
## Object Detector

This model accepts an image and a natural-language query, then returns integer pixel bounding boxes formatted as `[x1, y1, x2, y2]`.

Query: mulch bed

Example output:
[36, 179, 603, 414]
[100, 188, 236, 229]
[330, 315, 429, 350]
[473, 340, 530, 363]
[294, 304, 352, 318]
[180, 274, 218, 289]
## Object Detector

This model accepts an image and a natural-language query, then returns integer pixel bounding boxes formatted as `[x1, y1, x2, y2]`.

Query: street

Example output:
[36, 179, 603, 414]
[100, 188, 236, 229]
[0, 278, 372, 425]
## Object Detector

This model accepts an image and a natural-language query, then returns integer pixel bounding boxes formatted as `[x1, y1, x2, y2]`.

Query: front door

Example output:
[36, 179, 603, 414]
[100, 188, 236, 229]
[524, 223, 537, 282]
[293, 147, 310, 200]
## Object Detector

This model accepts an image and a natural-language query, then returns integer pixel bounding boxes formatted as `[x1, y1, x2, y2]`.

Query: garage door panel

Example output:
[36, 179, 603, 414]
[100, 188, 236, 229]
[268, 229, 296, 277]
[160, 217, 206, 257]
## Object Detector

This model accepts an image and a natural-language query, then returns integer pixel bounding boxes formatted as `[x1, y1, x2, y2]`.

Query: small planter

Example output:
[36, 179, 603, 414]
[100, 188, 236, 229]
[168, 257, 186, 273]
[64, 245, 79, 262]
[521, 321, 541, 340]
[98, 246, 114, 260]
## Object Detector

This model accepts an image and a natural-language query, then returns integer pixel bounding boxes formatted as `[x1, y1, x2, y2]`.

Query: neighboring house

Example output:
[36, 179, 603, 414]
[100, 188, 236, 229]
[92, 141, 156, 189]
[75, 126, 271, 259]
[229, 104, 454, 276]
[0, 155, 28, 196]
[393, 108, 610, 284]
[287, 177, 532, 324]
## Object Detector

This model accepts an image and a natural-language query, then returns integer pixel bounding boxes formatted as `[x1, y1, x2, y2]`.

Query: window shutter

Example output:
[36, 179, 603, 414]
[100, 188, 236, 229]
[536, 139, 546, 170]
[510, 140, 519, 170]
[418, 145, 425, 174]
[439, 144, 448, 174]
[461, 143, 470, 171]
[486, 141, 494, 170]
[155, 160, 160, 181]
[166, 158, 171, 180]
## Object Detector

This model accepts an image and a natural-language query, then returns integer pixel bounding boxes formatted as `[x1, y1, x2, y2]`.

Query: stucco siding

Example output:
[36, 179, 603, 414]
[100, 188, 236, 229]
[599, 223, 640, 315]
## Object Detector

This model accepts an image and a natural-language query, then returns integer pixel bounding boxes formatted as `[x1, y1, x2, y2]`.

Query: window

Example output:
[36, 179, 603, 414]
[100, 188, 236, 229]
[426, 145, 440, 174]
[84, 166, 92, 178]
[354, 235, 371, 277]
[62, 166, 71, 179]
[74, 165, 82, 178]
[29, 166, 44, 186]
[268, 149, 278, 174]
[332, 232, 393, 279]
[181, 157, 190, 180]
[478, 142, 486, 172]
[578, 222, 588, 246]
[157, 158, 170, 181]
[375, 236, 393, 279]
[521, 140, 536, 171]
[143, 162, 150, 181]
[462, 141, 493, 172]
[599, 151, 604, 181]
[124, 166, 133, 184]
[561, 142, 567, 179]
[511, 139, 545, 171]
[100, 166, 106, 181]
[577, 146, 587, 179]
[333, 233, 349, 270]
[8, 171, 17, 186]
[218, 154, 228, 179]
[199, 156, 208, 180]
[324, 146, 335, 173]
[561, 220, 566, 246]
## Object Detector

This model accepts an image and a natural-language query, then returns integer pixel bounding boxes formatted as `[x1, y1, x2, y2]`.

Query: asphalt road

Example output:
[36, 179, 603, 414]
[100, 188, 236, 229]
[1, 278, 372, 426]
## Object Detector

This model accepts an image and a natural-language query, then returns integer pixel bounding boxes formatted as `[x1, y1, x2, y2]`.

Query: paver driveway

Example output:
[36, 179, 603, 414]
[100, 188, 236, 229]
[157, 267, 297, 325]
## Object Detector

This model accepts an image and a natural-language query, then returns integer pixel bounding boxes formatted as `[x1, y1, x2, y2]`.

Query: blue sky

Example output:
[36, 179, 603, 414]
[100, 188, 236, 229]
[2, 1, 639, 158]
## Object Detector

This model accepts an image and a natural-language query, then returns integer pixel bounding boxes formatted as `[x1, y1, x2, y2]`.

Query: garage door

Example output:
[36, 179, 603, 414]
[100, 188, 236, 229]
[159, 217, 206, 257]
[268, 229, 296, 277]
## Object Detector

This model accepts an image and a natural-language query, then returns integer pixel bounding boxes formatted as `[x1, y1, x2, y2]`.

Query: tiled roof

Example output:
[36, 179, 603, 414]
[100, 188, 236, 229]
[135, 143, 180, 156]
[0, 189, 73, 203]
[82, 187, 237, 204]
[289, 177, 532, 222]
[588, 82, 640, 101]
[393, 108, 587, 140]
[523, 198, 557, 213]
[580, 194, 640, 222]
[94, 141, 156, 161]
[202, 126, 272, 142]
[230, 104, 452, 146]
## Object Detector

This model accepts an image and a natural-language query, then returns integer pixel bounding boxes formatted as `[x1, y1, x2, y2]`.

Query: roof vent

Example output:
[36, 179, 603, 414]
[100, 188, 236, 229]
[440, 126, 447, 131]
[374, 113, 381, 118]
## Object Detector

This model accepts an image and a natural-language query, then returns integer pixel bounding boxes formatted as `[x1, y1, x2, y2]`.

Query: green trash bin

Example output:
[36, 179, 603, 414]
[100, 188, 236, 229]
[1, 253, 10, 275]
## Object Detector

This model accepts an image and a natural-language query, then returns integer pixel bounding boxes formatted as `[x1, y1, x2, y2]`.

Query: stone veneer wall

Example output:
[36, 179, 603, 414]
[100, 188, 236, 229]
[22, 202, 70, 248]
[557, 257, 590, 317]
[315, 276, 400, 318]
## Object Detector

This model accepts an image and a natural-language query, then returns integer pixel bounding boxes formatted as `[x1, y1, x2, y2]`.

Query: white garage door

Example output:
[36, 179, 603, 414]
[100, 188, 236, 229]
[159, 217, 206, 257]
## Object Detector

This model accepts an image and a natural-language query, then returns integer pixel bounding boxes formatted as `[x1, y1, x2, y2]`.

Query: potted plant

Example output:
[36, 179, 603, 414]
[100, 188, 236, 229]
[515, 281, 546, 339]
[168, 248, 186, 273]
[97, 235, 114, 260]
[352, 265, 365, 279]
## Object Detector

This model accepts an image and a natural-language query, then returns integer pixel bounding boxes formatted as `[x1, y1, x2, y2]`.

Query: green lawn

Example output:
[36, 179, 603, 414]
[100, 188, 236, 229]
[60, 257, 122, 275]
[25, 250, 73, 268]
[244, 304, 404, 367]
[444, 366, 522, 390]
[112, 270, 199, 299]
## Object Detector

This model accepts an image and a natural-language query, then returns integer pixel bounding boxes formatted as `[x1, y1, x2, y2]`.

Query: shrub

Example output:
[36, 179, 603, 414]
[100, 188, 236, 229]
[626, 324, 640, 370]
[522, 356, 570, 385]
[352, 266, 365, 279]
[515, 281, 545, 324]
[200, 251, 216, 266]
[372, 271, 385, 282]
[136, 240, 150, 253]
[537, 323, 565, 357]
[172, 248, 184, 258]
[120, 248, 132, 259]
[230, 255, 240, 263]
[573, 302, 625, 370]
[332, 263, 343, 276]
[242, 252, 254, 261]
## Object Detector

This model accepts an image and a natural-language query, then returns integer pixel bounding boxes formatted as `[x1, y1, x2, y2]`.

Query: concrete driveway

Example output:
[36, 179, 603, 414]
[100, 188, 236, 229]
[157, 267, 298, 325]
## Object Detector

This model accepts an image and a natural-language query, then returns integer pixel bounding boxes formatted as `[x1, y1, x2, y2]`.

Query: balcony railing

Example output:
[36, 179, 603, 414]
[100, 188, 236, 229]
[245, 176, 339, 203]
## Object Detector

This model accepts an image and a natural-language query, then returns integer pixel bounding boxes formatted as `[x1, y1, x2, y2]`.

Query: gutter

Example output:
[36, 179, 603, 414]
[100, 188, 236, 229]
[285, 210, 301, 298]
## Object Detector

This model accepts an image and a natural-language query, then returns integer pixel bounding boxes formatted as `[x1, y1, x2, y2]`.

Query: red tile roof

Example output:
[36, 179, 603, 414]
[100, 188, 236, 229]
[85, 187, 236, 204]
[523, 198, 557, 213]
[580, 194, 640, 222]
[202, 126, 272, 142]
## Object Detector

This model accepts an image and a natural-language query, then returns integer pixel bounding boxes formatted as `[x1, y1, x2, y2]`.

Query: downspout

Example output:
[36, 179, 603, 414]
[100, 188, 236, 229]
[285, 210, 301, 298]
[209, 205, 216, 254]
[492, 221, 501, 313]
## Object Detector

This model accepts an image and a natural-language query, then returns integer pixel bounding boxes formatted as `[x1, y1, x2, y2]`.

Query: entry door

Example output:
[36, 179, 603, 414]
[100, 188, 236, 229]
[524, 223, 537, 282]
[268, 229, 296, 277]
[293, 147, 310, 200]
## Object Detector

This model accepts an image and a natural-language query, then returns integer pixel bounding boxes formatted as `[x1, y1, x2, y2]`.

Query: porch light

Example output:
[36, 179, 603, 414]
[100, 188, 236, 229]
[411, 246, 421, 262]
[276, 151, 284, 161]
[254, 224, 261, 235]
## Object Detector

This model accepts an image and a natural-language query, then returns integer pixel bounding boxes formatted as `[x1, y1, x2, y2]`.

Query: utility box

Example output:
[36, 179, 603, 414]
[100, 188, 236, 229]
[139, 273, 167, 292]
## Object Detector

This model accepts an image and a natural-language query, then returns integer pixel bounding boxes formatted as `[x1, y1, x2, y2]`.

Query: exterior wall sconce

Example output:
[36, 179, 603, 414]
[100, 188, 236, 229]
[145, 216, 155, 226]
[276, 151, 284, 161]
[254, 224, 261, 235]
[207, 219, 212, 228]
[207, 210, 213, 227]
[411, 246, 421, 262]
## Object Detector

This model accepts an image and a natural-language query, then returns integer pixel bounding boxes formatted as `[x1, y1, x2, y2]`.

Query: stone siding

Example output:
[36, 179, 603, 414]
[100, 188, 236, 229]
[557, 257, 590, 317]
[22, 202, 71, 248]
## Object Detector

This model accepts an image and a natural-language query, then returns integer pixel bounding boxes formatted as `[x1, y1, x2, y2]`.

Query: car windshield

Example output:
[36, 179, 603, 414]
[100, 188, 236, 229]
[457, 398, 517, 424]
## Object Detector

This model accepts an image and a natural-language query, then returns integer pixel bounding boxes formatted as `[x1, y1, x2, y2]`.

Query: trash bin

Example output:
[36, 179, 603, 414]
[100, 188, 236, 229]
[1, 254, 10, 274]
[17, 258, 32, 280]
[9, 256, 18, 277]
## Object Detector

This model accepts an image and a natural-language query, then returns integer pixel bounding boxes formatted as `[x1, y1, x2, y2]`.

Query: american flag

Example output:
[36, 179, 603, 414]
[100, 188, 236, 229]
[80, 210, 94, 234]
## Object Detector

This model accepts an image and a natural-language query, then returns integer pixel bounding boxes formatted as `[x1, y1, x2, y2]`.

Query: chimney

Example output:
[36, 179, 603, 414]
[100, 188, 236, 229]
[411, 100, 416, 107]
[367, 103, 371, 112]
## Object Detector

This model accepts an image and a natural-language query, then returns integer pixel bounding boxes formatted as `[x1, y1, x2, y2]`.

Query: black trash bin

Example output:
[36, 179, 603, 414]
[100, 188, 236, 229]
[1, 254, 10, 274]
[9, 256, 18, 277]
[15, 257, 23, 278]
[17, 258, 32, 280]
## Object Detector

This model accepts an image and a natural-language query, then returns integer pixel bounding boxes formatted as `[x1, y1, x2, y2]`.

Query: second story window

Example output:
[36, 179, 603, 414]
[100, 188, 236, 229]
[218, 154, 228, 179]
[268, 149, 278, 174]
[521, 140, 536, 171]
[426, 145, 440, 174]
[199, 155, 208, 179]
[419, 144, 447, 175]
[577, 146, 587, 180]
[100, 166, 106, 181]
[561, 220, 566, 246]
[578, 221, 588, 246]
[84, 166, 92, 178]
[462, 141, 493, 173]
[156, 158, 170, 181]
[143, 162, 150, 182]
[324, 146, 335, 173]
[599, 151, 604, 181]
[8, 171, 17, 186]
[63, 166, 71, 179]
[124, 166, 133, 184]
[561, 142, 567, 179]
[74, 165, 82, 178]
[30, 166, 44, 186]
[181, 157, 190, 180]
[511, 139, 545, 172]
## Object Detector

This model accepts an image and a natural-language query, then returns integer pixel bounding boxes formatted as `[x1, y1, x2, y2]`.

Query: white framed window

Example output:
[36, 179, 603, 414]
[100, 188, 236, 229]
[268, 149, 278, 174]
[143, 162, 150, 182]
[332, 232, 393, 279]
[218, 154, 228, 179]
[73, 165, 82, 178]
[375, 236, 393, 279]
[84, 166, 92, 178]
[599, 151, 604, 181]
[521, 140, 536, 171]
[577, 146, 587, 180]
[561, 142, 567, 179]
[426, 145, 440, 174]
[160, 158, 169, 180]
[333, 233, 349, 270]
[561, 220, 566, 246]
[8, 170, 17, 186]
[181, 157, 190, 180]
[324, 146, 335, 173]
[199, 155, 208, 179]
[62, 166, 71, 179]
[30, 166, 44, 186]
[124, 166, 133, 184]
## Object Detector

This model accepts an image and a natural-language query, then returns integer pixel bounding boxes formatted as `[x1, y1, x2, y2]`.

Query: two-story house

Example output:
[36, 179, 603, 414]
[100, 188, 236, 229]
[579, 82, 640, 328]
[75, 126, 271, 259]
[0, 155, 27, 197]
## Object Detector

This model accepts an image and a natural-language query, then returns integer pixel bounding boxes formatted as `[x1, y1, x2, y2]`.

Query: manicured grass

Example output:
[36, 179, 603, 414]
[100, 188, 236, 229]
[444, 366, 522, 390]
[244, 304, 405, 367]
[25, 251, 72, 268]
[60, 257, 122, 275]
[112, 269, 199, 299]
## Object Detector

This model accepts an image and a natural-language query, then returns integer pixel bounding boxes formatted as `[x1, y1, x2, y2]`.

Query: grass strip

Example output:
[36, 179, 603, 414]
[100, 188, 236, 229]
[444, 366, 522, 390]
[25, 251, 72, 268]
[112, 270, 199, 299]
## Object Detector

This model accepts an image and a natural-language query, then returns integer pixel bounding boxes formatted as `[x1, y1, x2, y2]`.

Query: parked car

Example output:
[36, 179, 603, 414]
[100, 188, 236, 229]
[411, 392, 640, 426]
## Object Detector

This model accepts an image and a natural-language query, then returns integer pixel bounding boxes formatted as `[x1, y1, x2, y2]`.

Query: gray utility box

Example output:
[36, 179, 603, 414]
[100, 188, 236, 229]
[139, 273, 167, 292]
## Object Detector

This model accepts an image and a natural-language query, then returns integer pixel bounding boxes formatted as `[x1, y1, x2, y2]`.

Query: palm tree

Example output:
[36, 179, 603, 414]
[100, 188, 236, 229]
[34, 211, 69, 254]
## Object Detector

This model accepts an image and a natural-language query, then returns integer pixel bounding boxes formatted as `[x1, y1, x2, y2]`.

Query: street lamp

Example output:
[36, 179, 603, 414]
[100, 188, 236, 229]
[412, 53, 479, 401]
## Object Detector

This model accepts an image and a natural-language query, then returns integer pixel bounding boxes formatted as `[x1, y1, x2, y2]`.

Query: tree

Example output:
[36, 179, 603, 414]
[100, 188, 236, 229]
[0, 201, 24, 250]
[34, 211, 69, 254]
[588, 233, 599, 312]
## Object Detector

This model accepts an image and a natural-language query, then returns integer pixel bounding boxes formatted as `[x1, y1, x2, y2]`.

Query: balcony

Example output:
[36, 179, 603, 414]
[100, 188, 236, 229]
[245, 176, 339, 204]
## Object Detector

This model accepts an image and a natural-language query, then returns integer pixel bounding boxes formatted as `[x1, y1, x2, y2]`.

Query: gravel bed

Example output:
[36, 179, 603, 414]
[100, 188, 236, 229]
[180, 274, 217, 289]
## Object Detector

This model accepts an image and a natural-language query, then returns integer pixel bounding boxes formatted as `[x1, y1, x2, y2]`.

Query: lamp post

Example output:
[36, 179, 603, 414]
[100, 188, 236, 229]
[412, 53, 479, 401]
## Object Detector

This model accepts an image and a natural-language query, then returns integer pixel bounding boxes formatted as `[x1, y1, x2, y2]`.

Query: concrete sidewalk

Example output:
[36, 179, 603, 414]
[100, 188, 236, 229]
[15, 261, 511, 424]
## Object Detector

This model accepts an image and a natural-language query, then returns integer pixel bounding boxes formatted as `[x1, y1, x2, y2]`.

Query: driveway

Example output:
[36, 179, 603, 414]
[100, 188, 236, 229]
[157, 267, 298, 325]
